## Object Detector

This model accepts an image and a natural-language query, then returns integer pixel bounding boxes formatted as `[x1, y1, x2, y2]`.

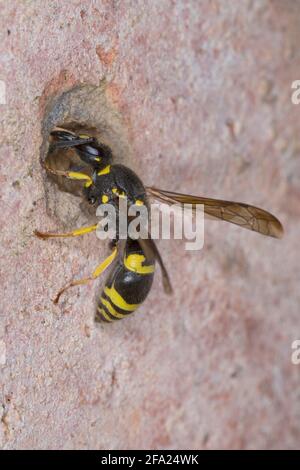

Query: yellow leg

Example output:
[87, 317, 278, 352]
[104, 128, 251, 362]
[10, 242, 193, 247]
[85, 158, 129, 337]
[54, 247, 118, 304]
[44, 161, 92, 185]
[34, 224, 98, 240]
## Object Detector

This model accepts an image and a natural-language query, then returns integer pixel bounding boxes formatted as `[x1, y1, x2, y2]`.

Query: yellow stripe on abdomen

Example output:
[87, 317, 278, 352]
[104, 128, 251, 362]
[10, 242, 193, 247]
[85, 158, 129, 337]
[124, 254, 155, 275]
[97, 306, 113, 322]
[100, 297, 127, 319]
[104, 286, 139, 312]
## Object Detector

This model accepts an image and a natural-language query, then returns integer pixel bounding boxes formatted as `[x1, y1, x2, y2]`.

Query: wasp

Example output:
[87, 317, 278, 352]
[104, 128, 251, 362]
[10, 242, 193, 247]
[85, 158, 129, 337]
[35, 128, 283, 322]
[35, 128, 171, 322]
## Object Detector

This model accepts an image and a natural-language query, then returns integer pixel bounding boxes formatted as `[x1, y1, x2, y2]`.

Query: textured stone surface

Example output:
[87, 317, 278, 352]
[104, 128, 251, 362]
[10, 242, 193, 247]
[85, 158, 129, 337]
[1, 0, 300, 450]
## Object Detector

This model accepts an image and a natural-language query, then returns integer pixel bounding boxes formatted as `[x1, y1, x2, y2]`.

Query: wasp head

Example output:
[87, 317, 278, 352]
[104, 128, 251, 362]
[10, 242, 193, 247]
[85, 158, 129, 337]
[75, 141, 113, 170]
[50, 128, 112, 171]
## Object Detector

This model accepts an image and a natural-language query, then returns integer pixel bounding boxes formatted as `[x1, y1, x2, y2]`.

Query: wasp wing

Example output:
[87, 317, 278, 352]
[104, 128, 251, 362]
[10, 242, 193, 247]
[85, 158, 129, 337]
[137, 237, 173, 295]
[146, 187, 283, 239]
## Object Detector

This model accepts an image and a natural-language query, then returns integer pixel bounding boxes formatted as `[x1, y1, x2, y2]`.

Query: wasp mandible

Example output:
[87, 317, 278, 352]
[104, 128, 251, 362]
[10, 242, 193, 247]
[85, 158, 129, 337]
[35, 128, 283, 322]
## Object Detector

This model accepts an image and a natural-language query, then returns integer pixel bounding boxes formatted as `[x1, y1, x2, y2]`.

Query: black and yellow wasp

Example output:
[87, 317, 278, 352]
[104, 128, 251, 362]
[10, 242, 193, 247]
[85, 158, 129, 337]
[35, 128, 283, 322]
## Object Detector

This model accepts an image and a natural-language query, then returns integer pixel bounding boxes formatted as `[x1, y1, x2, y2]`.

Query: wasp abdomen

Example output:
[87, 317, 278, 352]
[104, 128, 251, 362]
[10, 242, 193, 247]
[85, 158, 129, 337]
[96, 245, 155, 322]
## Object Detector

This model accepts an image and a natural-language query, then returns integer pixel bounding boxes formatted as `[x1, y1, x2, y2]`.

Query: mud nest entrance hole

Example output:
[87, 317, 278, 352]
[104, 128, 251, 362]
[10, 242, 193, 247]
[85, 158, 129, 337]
[40, 83, 131, 225]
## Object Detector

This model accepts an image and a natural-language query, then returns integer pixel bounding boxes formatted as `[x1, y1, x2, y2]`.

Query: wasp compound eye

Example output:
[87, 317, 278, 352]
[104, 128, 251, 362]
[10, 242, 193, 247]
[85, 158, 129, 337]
[75, 142, 113, 168]
[79, 143, 101, 156]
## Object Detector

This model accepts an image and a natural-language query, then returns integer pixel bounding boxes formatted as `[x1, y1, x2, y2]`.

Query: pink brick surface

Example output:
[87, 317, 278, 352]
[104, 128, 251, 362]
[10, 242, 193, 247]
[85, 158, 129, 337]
[0, 0, 300, 449]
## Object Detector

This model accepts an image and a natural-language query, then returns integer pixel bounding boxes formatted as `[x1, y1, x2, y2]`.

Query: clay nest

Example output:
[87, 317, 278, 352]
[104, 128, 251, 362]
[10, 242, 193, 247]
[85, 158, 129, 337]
[39, 82, 131, 225]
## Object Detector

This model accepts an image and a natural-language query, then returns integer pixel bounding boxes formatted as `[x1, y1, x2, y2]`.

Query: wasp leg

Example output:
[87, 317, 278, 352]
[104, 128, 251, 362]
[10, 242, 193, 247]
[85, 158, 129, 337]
[54, 247, 118, 304]
[43, 160, 92, 184]
[34, 224, 98, 240]
[47, 168, 92, 182]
